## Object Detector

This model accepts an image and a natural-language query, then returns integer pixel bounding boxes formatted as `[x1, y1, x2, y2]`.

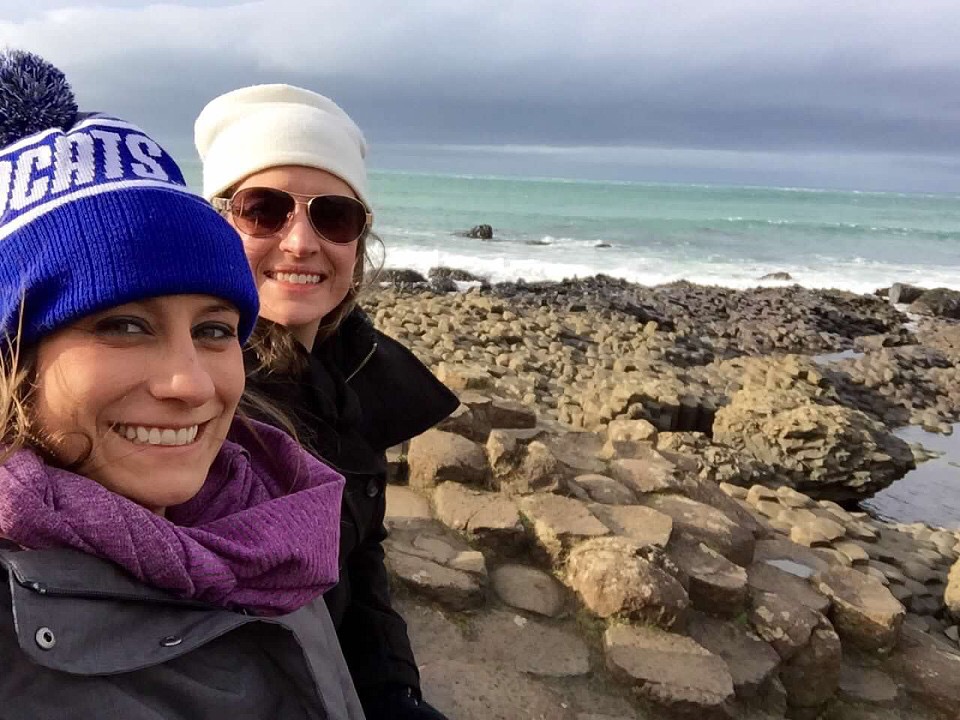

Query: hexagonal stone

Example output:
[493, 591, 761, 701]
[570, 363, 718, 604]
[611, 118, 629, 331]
[816, 566, 905, 653]
[604, 624, 734, 717]
[747, 561, 830, 615]
[639, 494, 755, 566]
[669, 542, 748, 618]
[520, 493, 609, 561]
[686, 612, 781, 699]
[779, 617, 841, 710]
[432, 482, 525, 553]
[749, 591, 821, 661]
[408, 429, 489, 489]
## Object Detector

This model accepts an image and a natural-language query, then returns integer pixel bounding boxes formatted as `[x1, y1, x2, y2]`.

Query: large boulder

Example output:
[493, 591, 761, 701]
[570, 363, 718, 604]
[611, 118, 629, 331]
[713, 383, 914, 502]
[909, 287, 960, 319]
[566, 537, 689, 627]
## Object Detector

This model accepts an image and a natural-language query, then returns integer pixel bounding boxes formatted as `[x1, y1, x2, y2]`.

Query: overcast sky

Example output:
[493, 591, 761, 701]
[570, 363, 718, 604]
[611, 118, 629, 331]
[2, 1, 959, 192]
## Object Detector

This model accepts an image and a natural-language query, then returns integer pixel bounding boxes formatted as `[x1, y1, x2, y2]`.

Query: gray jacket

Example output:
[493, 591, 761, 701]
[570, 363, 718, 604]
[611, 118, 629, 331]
[0, 545, 366, 720]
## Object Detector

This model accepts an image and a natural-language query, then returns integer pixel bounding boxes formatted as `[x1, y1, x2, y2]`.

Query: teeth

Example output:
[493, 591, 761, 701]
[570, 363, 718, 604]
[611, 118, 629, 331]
[273, 271, 322, 285]
[114, 424, 201, 447]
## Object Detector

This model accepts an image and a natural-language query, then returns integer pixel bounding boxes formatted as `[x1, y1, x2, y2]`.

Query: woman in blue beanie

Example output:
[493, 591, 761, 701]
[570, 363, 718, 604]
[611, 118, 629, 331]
[0, 50, 364, 719]
[196, 86, 458, 720]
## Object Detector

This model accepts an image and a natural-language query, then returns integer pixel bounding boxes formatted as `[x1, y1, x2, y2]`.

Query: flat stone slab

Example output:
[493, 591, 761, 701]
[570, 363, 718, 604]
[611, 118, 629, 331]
[816, 566, 906, 653]
[609, 453, 683, 494]
[385, 485, 433, 527]
[589, 503, 673, 548]
[473, 610, 590, 677]
[566, 537, 689, 627]
[520, 493, 610, 561]
[432, 482, 525, 553]
[604, 624, 734, 717]
[386, 550, 485, 611]
[838, 660, 899, 706]
[573, 473, 638, 505]
[686, 612, 781, 699]
[639, 494, 755, 566]
[491, 564, 566, 617]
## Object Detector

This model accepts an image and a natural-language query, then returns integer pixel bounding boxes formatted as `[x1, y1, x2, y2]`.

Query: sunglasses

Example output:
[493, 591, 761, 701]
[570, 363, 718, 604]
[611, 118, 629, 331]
[213, 187, 372, 245]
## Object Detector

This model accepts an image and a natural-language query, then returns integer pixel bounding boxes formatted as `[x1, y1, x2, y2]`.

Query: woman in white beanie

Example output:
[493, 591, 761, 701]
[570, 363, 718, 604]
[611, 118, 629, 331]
[196, 85, 457, 720]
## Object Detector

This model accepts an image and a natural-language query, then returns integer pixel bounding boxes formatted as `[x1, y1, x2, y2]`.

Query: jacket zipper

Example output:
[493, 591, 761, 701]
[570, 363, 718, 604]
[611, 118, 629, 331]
[344, 340, 378, 384]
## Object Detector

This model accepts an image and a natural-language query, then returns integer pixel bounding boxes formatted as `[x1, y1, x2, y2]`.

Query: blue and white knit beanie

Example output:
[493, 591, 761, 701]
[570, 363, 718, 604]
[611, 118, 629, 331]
[0, 50, 259, 346]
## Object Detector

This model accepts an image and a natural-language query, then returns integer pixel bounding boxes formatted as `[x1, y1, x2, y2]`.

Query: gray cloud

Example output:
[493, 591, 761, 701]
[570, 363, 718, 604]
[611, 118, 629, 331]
[1, 0, 958, 191]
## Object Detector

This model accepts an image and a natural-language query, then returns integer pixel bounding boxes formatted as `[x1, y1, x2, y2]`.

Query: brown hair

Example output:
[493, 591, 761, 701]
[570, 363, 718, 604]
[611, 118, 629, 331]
[0, 329, 37, 463]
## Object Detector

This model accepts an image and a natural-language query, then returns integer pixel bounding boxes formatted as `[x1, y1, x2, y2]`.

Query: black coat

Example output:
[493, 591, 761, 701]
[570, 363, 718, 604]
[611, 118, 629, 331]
[245, 310, 458, 702]
[0, 545, 365, 720]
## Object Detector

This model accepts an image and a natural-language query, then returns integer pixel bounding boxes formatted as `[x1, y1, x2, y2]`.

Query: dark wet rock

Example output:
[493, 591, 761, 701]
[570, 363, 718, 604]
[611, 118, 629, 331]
[459, 224, 493, 239]
[429, 266, 488, 284]
[380, 267, 428, 285]
[759, 272, 793, 281]
[909, 287, 960, 320]
[887, 282, 924, 305]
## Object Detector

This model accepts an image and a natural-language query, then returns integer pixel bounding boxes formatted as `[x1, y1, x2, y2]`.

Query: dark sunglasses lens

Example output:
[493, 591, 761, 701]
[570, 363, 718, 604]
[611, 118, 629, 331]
[231, 188, 294, 236]
[308, 196, 367, 244]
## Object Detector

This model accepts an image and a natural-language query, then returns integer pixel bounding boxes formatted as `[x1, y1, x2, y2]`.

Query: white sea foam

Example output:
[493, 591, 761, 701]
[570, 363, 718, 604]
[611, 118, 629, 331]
[381, 243, 960, 294]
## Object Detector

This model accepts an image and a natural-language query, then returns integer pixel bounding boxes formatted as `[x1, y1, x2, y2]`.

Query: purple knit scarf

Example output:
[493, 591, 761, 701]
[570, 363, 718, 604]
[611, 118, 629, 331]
[0, 419, 344, 616]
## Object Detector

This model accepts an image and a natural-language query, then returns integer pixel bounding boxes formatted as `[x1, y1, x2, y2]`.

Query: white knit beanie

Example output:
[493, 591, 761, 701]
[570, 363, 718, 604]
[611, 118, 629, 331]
[195, 84, 370, 210]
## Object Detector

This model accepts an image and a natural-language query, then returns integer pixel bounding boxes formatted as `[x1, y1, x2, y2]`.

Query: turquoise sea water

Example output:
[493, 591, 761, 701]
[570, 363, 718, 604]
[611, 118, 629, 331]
[181, 163, 960, 294]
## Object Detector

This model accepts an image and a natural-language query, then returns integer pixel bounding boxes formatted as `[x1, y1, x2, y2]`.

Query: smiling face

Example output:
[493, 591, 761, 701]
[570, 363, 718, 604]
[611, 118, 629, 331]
[231, 165, 362, 350]
[31, 294, 244, 514]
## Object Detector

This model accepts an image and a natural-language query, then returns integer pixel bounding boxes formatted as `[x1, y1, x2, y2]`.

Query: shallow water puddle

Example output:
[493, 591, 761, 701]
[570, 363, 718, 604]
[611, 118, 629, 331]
[862, 423, 960, 529]
[764, 559, 816, 578]
[811, 349, 865, 365]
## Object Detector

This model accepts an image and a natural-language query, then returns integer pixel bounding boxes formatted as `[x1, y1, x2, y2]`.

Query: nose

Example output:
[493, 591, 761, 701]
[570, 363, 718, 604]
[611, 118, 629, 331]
[148, 339, 216, 407]
[277, 204, 321, 257]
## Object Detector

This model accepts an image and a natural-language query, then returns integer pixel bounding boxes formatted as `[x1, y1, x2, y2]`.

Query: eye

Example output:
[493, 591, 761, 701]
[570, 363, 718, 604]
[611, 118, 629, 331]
[194, 322, 237, 341]
[93, 317, 150, 336]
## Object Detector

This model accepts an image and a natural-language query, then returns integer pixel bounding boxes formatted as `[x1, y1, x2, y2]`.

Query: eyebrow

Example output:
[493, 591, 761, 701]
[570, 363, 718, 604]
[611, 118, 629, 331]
[201, 303, 239, 315]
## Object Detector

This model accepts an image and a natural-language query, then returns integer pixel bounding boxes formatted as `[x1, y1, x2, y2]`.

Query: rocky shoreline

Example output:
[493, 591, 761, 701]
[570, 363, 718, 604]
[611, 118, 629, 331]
[363, 276, 960, 719]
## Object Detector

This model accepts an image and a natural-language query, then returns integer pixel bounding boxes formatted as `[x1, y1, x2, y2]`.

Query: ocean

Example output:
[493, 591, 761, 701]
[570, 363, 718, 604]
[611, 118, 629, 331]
[180, 163, 960, 294]
[368, 171, 960, 293]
